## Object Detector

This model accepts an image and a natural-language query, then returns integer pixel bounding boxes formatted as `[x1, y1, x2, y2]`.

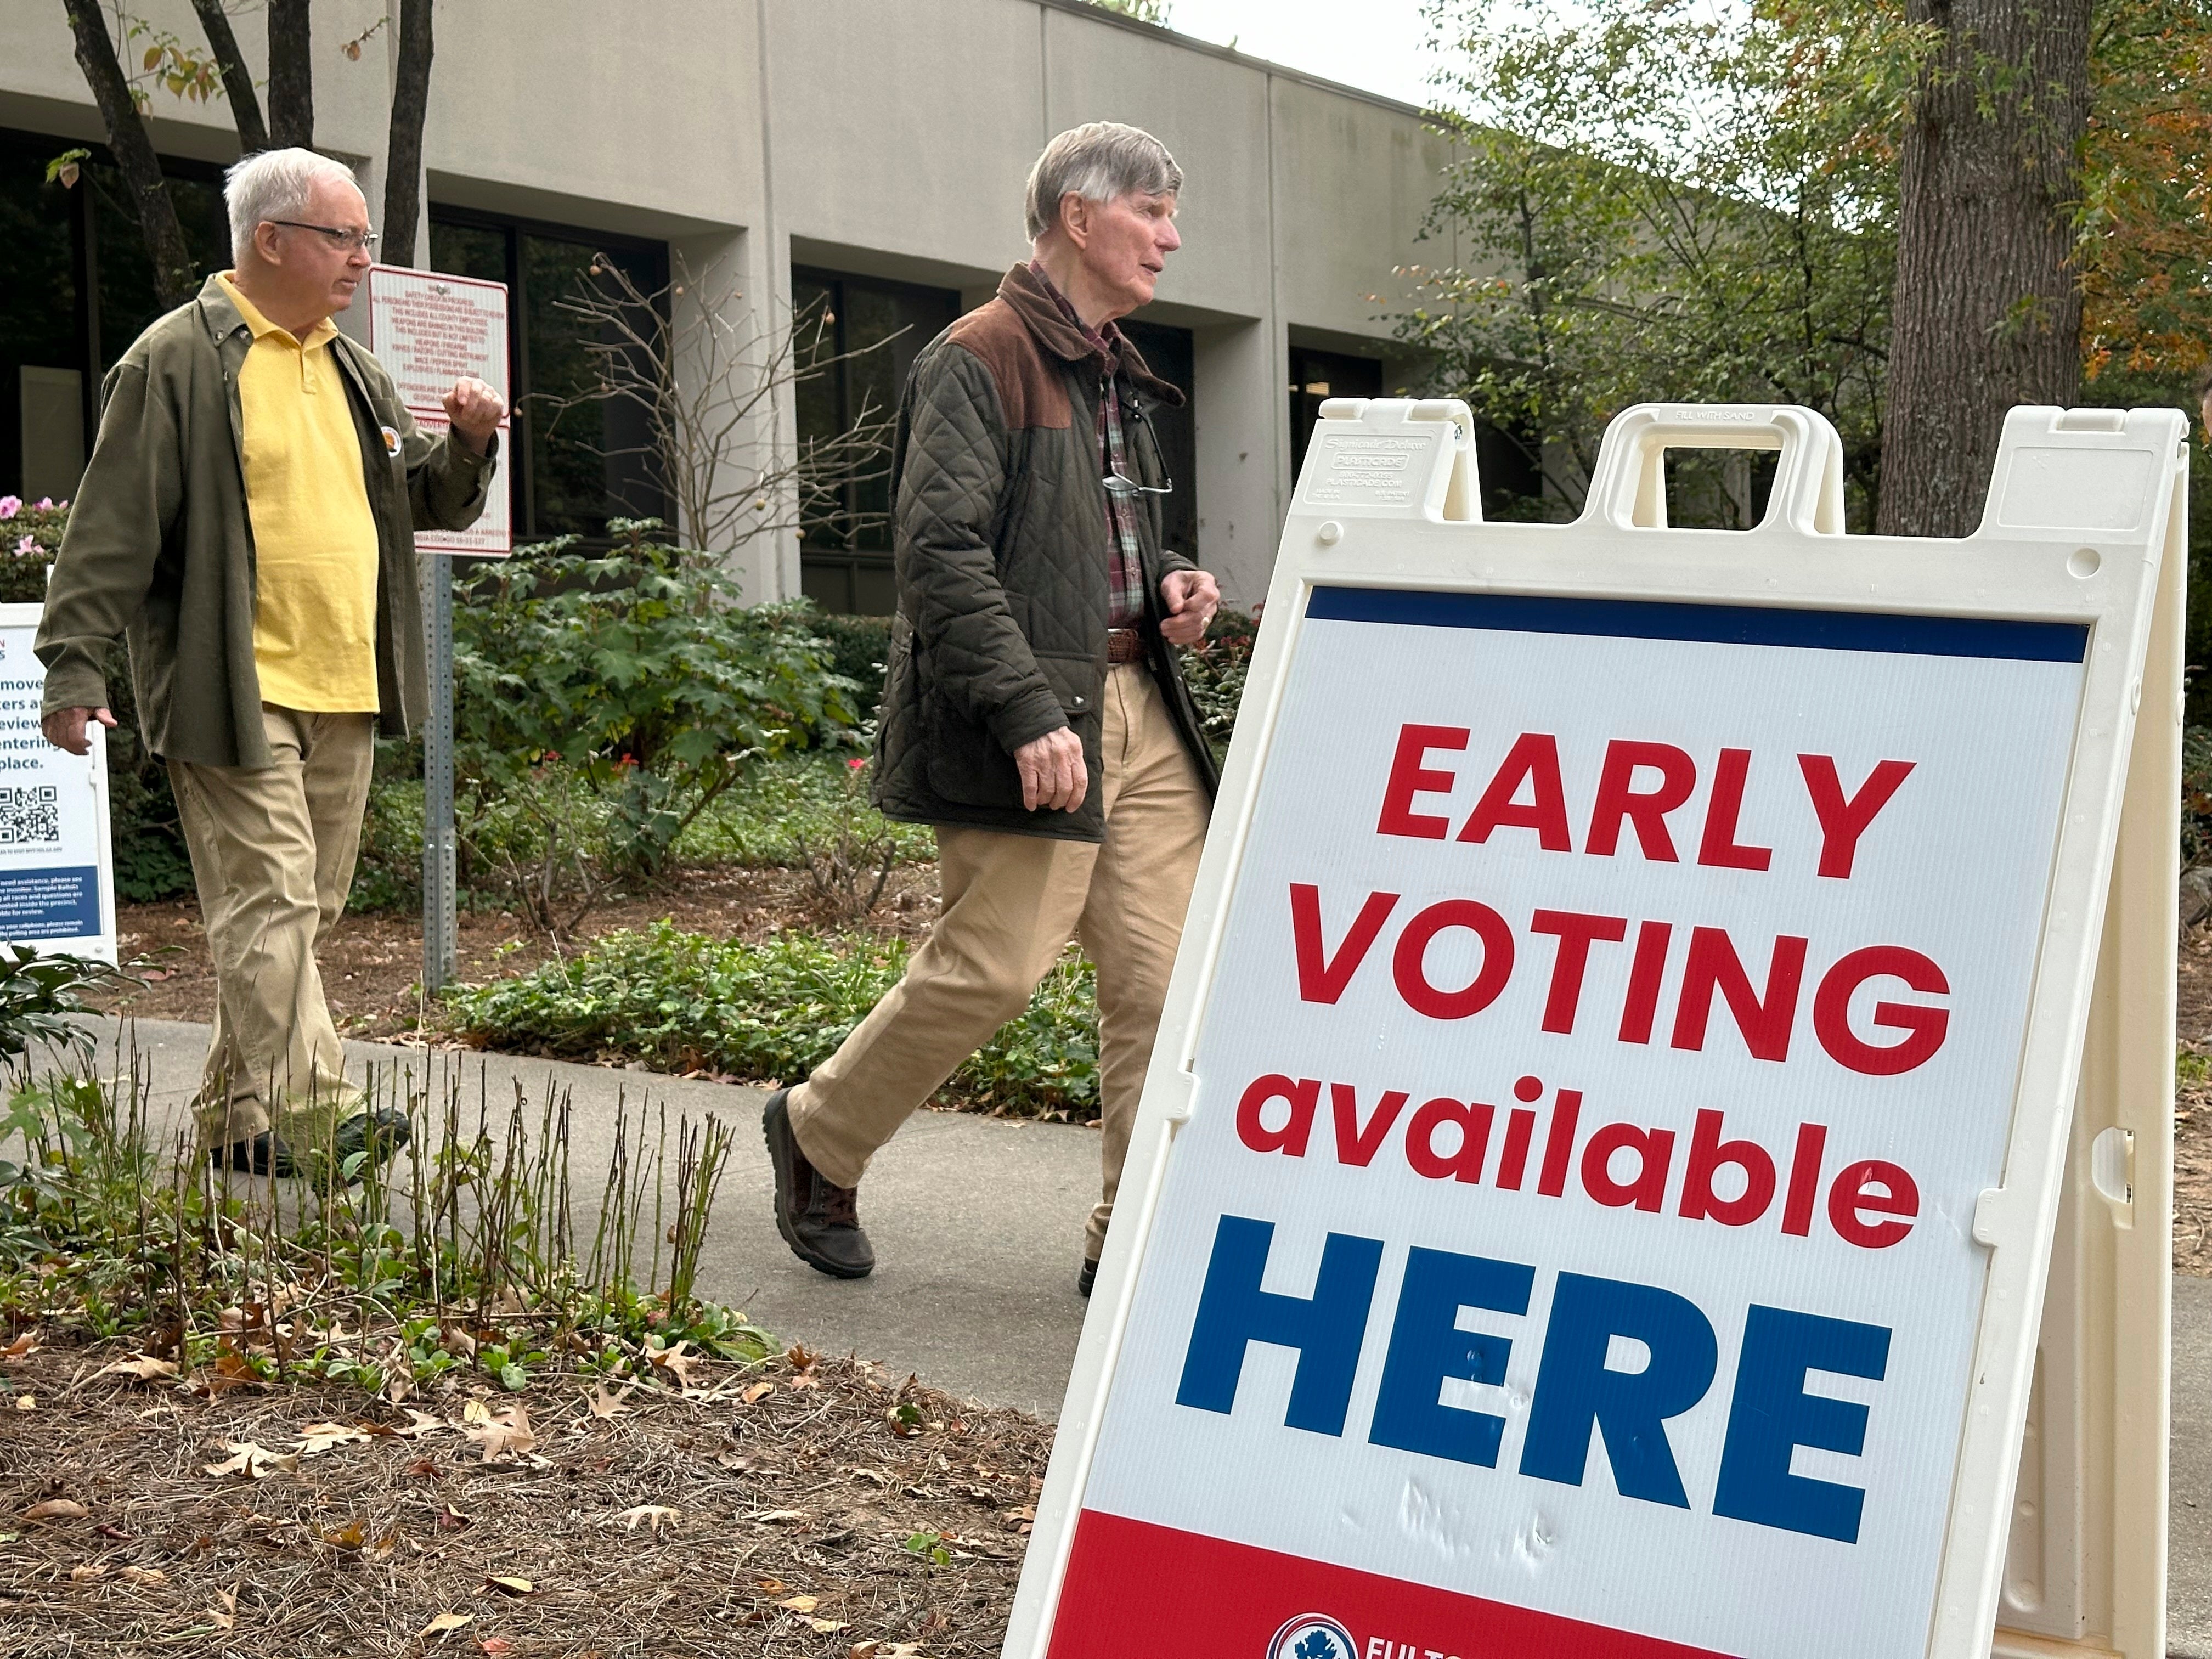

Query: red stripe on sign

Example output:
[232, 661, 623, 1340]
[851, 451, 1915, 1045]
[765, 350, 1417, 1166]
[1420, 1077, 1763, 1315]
[1046, 1509, 1741, 1659]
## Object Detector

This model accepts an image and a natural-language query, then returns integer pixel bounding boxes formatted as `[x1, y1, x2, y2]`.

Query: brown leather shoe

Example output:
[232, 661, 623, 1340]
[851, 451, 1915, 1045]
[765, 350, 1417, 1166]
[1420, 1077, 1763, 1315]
[763, 1088, 874, 1279]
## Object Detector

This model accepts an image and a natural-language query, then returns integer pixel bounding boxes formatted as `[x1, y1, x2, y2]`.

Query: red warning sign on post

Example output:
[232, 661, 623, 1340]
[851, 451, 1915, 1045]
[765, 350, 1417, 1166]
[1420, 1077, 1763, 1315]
[1007, 401, 2188, 1659]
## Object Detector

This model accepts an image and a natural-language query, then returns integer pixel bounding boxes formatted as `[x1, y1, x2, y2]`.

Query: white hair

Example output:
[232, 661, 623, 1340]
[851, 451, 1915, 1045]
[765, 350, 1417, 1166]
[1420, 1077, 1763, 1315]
[223, 148, 361, 256]
[1024, 122, 1182, 242]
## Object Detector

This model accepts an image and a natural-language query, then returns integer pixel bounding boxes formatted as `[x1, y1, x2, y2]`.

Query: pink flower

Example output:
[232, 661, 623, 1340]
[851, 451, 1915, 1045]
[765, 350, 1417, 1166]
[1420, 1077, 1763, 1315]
[30, 499, 52, 511]
[13, 535, 34, 557]
[846, 756, 866, 771]
[0, 497, 19, 521]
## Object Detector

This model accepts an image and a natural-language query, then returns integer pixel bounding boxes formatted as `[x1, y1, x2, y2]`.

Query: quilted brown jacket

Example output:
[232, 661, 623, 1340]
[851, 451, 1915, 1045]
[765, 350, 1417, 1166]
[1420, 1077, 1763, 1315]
[871, 264, 1220, 841]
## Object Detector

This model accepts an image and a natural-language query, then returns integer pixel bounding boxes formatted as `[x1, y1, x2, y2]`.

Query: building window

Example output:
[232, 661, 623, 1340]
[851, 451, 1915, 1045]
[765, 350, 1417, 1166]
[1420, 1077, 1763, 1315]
[0, 128, 228, 501]
[428, 209, 669, 542]
[1288, 345, 1384, 487]
[792, 267, 961, 616]
[1119, 319, 1197, 562]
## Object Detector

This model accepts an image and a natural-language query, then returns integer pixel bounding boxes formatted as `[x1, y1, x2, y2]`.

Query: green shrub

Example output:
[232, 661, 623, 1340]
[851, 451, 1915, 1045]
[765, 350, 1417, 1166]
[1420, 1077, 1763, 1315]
[447, 921, 1099, 1118]
[1181, 607, 1257, 762]
[453, 523, 859, 881]
[676, 749, 935, 868]
[808, 612, 894, 721]
[2185, 725, 2212, 871]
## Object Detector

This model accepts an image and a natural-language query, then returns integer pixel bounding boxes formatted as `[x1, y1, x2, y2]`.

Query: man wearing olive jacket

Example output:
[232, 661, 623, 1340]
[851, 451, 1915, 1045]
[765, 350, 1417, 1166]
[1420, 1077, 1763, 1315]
[38, 149, 500, 1179]
[764, 122, 1221, 1295]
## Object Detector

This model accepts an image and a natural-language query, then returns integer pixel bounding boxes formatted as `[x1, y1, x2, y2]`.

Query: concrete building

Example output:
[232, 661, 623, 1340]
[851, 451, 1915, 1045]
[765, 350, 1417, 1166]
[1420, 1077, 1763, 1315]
[0, 0, 1471, 608]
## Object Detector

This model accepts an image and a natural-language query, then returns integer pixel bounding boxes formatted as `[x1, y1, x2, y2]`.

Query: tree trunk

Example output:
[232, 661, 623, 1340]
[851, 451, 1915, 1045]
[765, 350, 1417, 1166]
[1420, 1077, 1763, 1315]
[61, 0, 198, 307]
[1877, 0, 2092, 537]
[381, 0, 435, 267]
[190, 0, 267, 155]
[267, 0, 313, 149]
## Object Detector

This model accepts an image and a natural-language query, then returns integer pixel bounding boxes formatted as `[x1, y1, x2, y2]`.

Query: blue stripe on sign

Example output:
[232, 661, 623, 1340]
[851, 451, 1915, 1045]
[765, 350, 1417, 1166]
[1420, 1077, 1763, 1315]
[1306, 586, 2089, 664]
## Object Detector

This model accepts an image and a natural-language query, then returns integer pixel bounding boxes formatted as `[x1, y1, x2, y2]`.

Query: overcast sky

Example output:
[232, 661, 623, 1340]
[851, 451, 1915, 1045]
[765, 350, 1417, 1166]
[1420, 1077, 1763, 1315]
[1164, 0, 1443, 109]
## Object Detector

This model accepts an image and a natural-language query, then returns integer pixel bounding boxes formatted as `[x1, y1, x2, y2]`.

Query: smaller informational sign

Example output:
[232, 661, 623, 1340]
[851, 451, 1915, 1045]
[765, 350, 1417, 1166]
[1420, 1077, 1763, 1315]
[0, 604, 116, 964]
[362, 264, 511, 556]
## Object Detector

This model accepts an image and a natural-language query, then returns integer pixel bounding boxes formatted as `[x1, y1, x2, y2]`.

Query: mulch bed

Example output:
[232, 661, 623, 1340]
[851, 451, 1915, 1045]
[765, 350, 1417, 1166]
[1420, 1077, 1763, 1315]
[1, 1336, 1049, 1658]
[98, 865, 944, 1046]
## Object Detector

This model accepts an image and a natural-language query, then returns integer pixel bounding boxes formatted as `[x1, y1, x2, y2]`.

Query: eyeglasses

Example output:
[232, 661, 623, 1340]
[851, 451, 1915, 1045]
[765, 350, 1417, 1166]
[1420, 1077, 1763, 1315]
[269, 220, 380, 255]
[1103, 467, 1173, 498]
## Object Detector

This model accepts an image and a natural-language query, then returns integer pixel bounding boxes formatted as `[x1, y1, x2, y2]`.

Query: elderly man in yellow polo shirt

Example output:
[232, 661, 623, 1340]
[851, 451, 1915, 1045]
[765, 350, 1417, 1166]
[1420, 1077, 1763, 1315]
[39, 149, 502, 1179]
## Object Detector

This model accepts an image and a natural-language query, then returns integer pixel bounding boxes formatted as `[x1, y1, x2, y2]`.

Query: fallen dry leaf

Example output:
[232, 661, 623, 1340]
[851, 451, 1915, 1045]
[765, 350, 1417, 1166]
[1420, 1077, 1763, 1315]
[69, 1563, 106, 1583]
[392, 1407, 447, 1437]
[298, 1420, 371, 1454]
[204, 1441, 301, 1480]
[478, 1641, 515, 1656]
[11, 1395, 33, 1411]
[421, 1610, 475, 1639]
[462, 1403, 534, 1463]
[461, 1398, 494, 1425]
[850, 1646, 924, 1658]
[587, 1381, 633, 1419]
[648, 1340, 701, 1390]
[23, 1498, 89, 1522]
[93, 1355, 179, 1383]
[777, 1595, 821, 1614]
[117, 1566, 167, 1587]
[484, 1575, 533, 1595]
[616, 1504, 680, 1534]
[740, 1380, 775, 1405]
[0, 1330, 38, 1364]
[437, 1503, 471, 1532]
[810, 1619, 851, 1634]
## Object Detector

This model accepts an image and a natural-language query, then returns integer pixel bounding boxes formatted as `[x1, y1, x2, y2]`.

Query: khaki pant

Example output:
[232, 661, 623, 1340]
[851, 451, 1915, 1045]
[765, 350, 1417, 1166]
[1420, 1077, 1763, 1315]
[170, 704, 375, 1154]
[789, 664, 1209, 1260]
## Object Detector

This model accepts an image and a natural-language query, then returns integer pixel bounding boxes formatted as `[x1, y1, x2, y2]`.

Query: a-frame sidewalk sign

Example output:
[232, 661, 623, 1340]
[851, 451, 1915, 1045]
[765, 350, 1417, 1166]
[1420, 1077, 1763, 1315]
[1006, 400, 2187, 1659]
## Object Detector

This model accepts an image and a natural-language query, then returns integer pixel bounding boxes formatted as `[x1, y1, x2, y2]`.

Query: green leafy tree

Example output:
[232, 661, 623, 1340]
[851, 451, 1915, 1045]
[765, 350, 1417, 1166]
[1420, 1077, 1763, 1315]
[1402, 0, 1928, 527]
[1088, 0, 1173, 24]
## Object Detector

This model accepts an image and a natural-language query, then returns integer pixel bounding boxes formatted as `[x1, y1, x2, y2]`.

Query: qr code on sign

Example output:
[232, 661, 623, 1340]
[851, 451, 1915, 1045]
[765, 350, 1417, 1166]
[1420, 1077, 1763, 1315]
[0, 786, 61, 846]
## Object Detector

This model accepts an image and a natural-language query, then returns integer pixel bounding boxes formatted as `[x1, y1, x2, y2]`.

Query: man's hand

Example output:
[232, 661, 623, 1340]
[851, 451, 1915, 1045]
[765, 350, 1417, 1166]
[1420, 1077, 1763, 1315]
[1014, 726, 1088, 813]
[43, 707, 115, 757]
[444, 376, 505, 456]
[1159, 568, 1221, 646]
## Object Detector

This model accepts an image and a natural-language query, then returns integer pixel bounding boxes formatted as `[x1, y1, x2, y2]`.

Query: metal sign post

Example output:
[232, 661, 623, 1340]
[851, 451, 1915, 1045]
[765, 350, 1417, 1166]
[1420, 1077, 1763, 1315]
[358, 263, 511, 1003]
[420, 554, 458, 995]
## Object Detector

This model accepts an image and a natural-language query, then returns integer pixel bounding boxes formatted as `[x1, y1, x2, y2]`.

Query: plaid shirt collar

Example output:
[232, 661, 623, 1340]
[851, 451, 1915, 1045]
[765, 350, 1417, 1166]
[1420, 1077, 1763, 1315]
[1028, 261, 1121, 377]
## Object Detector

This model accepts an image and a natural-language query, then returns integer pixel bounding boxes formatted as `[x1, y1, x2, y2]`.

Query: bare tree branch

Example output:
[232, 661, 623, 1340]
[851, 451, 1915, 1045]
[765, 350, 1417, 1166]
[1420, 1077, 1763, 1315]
[381, 0, 433, 266]
[63, 0, 196, 306]
[266, 0, 312, 148]
[537, 253, 901, 570]
[189, 0, 267, 153]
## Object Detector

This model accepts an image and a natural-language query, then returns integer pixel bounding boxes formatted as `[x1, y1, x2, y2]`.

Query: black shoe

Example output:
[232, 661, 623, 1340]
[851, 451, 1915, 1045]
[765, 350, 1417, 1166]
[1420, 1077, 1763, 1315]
[763, 1088, 874, 1279]
[208, 1108, 408, 1184]
[210, 1131, 295, 1177]
[332, 1107, 409, 1176]
[1079, 1256, 1098, 1299]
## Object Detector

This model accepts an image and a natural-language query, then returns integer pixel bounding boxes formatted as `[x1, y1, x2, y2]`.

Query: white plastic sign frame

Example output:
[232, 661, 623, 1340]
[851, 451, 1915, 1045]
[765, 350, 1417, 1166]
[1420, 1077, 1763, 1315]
[0, 602, 116, 964]
[1005, 401, 2187, 1659]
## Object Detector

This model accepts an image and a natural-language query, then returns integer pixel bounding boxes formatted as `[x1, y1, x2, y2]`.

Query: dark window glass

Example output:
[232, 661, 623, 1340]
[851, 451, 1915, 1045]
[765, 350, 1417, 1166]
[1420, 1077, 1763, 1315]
[794, 267, 959, 616]
[0, 128, 226, 501]
[428, 210, 669, 542]
[1288, 346, 1384, 486]
[1118, 318, 1195, 559]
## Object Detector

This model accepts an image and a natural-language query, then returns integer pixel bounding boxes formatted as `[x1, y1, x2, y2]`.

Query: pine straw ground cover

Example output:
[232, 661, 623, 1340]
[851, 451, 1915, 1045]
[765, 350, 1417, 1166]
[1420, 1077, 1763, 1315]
[0, 1338, 1052, 1657]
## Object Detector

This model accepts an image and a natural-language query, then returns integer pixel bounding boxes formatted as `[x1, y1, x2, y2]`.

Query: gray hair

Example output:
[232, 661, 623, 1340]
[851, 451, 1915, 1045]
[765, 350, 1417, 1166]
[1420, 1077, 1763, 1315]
[1024, 122, 1182, 242]
[224, 148, 361, 256]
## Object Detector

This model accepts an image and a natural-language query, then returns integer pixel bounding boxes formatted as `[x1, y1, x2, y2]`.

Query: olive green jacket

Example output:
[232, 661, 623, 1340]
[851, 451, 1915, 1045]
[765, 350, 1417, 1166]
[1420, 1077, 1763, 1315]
[37, 273, 496, 768]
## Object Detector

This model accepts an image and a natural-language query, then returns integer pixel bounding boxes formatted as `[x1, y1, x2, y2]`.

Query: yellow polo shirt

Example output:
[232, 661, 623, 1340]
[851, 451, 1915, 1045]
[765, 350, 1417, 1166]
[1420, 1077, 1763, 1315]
[219, 273, 381, 714]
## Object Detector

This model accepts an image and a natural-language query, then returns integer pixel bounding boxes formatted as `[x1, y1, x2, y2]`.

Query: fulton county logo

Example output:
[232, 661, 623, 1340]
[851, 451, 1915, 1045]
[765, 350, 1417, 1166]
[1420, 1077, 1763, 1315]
[1267, 1614, 1357, 1659]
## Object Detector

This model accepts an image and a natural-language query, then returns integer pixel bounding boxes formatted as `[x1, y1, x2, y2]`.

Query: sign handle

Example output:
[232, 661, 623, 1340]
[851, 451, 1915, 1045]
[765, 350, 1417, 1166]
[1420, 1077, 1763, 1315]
[1585, 404, 1849, 536]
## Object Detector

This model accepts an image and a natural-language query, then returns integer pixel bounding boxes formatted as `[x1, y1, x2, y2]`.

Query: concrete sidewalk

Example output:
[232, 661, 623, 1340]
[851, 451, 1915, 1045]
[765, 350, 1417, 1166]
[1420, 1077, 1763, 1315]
[71, 1018, 2212, 1652]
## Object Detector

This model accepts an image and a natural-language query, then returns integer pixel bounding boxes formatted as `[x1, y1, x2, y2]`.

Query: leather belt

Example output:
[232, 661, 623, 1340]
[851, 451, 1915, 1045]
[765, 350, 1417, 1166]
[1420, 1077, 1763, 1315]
[1105, 627, 1147, 665]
